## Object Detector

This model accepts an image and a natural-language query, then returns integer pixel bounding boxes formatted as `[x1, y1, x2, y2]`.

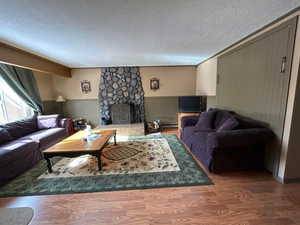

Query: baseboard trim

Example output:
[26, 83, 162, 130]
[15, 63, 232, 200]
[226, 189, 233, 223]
[283, 177, 300, 184]
[274, 176, 300, 184]
[161, 124, 178, 128]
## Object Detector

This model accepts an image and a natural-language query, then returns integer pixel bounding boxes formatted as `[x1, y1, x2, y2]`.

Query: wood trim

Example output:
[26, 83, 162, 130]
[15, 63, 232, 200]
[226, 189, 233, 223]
[71, 65, 197, 69]
[197, 6, 300, 67]
[0, 42, 71, 77]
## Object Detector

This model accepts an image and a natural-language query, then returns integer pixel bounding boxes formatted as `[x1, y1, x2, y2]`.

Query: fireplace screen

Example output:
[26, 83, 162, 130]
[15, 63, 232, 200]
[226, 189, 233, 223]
[111, 104, 134, 124]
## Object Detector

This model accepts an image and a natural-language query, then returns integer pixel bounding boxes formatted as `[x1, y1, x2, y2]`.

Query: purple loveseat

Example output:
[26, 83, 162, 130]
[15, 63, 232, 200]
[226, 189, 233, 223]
[0, 115, 71, 185]
[180, 108, 274, 173]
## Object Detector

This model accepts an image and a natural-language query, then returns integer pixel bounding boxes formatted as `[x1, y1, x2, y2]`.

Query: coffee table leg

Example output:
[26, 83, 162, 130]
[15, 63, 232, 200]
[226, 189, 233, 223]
[45, 156, 53, 173]
[114, 133, 117, 145]
[96, 153, 102, 171]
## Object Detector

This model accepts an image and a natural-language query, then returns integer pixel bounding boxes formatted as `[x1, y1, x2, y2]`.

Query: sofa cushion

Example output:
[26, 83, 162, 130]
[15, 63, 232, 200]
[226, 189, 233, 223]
[217, 116, 239, 131]
[0, 139, 40, 167]
[1, 117, 38, 139]
[37, 114, 61, 130]
[0, 128, 12, 145]
[0, 139, 42, 184]
[190, 132, 209, 152]
[190, 132, 211, 168]
[194, 110, 216, 132]
[20, 128, 67, 151]
[181, 126, 195, 149]
[214, 110, 234, 129]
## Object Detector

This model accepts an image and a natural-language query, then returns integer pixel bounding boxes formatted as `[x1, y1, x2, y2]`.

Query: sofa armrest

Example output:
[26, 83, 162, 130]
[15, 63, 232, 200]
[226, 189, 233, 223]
[207, 128, 274, 150]
[181, 116, 199, 128]
[60, 118, 74, 136]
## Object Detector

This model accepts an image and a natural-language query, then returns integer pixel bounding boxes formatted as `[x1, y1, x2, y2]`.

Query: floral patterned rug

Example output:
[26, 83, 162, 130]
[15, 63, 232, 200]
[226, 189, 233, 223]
[38, 139, 180, 179]
[0, 135, 212, 197]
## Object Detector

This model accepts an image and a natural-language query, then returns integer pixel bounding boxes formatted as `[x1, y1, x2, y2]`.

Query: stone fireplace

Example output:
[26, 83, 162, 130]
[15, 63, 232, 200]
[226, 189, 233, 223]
[99, 67, 145, 125]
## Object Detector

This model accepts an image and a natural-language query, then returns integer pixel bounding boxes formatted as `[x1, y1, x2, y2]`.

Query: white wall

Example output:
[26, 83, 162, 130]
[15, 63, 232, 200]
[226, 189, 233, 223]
[50, 66, 197, 100]
[34, 71, 56, 101]
[195, 57, 217, 96]
[140, 66, 196, 97]
[52, 68, 100, 100]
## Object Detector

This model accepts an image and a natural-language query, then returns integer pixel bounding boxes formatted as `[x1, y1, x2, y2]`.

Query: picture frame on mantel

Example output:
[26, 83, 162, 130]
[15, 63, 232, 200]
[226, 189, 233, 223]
[150, 78, 159, 91]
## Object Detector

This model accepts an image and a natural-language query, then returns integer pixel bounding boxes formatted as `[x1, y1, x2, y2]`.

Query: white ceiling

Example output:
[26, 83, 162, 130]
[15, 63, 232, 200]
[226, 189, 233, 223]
[0, 0, 300, 67]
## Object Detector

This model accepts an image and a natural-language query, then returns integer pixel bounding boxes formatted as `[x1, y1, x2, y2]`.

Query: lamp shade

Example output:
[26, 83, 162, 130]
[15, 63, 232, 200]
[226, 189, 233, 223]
[56, 95, 66, 102]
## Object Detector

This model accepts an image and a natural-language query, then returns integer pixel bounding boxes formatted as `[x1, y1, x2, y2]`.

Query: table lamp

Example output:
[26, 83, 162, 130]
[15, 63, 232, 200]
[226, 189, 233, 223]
[56, 95, 66, 115]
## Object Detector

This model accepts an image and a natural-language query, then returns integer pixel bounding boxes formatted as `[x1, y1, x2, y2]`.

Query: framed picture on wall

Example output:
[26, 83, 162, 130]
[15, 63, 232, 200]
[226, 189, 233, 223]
[150, 78, 159, 90]
[81, 80, 92, 94]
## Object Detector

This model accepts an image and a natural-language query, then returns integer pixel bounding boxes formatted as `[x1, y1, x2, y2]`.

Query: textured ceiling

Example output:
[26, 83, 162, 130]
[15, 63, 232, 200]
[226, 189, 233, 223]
[0, 0, 300, 67]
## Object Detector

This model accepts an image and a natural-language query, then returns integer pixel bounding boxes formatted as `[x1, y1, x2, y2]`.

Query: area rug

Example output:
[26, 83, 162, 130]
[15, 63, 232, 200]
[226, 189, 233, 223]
[0, 135, 212, 197]
[0, 207, 33, 225]
[38, 138, 180, 178]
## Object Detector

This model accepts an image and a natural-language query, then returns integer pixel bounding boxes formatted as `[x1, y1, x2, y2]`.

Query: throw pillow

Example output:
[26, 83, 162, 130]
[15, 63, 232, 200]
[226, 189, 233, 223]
[217, 116, 239, 132]
[194, 110, 216, 132]
[214, 110, 234, 129]
[0, 128, 13, 145]
[37, 115, 60, 130]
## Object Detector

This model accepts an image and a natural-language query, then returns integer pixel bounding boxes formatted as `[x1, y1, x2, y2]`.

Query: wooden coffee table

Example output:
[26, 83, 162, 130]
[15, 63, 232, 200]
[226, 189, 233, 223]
[43, 129, 116, 173]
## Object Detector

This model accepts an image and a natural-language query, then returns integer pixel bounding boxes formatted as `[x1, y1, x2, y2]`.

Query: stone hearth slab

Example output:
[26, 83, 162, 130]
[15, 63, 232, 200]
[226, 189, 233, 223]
[96, 123, 144, 136]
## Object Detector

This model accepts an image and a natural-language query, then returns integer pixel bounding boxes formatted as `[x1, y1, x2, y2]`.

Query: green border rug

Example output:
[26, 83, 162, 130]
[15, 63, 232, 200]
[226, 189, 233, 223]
[0, 135, 212, 197]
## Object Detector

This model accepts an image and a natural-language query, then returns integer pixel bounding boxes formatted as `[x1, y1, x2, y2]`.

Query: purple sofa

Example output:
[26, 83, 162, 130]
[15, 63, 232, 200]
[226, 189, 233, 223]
[0, 115, 70, 185]
[180, 108, 274, 173]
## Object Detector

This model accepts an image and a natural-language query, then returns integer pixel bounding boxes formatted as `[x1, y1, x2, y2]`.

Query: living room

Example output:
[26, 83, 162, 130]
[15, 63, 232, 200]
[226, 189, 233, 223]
[35, 66, 197, 128]
[1, 1, 300, 225]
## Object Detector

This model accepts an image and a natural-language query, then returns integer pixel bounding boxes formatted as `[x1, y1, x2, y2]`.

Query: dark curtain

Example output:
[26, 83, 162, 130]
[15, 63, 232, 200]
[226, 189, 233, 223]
[0, 63, 43, 114]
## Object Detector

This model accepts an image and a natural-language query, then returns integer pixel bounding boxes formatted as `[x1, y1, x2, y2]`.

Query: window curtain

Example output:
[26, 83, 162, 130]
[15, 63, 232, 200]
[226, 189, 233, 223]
[0, 63, 43, 114]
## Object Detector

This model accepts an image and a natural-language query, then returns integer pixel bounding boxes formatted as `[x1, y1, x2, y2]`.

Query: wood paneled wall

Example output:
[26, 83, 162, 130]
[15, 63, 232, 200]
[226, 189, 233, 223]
[0, 42, 71, 77]
[216, 18, 297, 175]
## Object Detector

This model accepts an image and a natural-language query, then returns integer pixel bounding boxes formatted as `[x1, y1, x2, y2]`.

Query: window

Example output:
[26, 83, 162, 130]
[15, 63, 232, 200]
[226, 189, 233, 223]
[0, 77, 34, 123]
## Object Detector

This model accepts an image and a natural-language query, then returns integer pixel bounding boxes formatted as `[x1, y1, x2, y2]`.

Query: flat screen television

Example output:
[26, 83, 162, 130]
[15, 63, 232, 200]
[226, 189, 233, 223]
[178, 96, 207, 113]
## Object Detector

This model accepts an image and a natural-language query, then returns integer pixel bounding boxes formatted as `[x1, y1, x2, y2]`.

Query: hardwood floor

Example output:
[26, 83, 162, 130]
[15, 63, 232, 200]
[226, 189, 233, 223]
[1, 128, 300, 225]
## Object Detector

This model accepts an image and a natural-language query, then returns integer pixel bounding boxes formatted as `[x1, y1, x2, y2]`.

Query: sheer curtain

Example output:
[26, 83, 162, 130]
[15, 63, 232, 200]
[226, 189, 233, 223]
[0, 63, 43, 114]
